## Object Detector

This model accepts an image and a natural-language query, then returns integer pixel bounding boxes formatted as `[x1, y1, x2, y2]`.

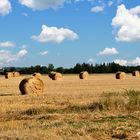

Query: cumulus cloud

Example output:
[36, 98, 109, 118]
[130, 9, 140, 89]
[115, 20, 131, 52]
[112, 4, 140, 42]
[0, 0, 11, 16]
[114, 57, 140, 66]
[18, 0, 123, 12]
[130, 5, 140, 15]
[0, 49, 27, 65]
[131, 57, 140, 66]
[40, 51, 48, 56]
[114, 59, 128, 66]
[88, 58, 95, 64]
[18, 0, 65, 10]
[0, 41, 15, 48]
[18, 0, 94, 10]
[17, 49, 28, 57]
[97, 47, 119, 56]
[91, 5, 104, 13]
[32, 25, 78, 44]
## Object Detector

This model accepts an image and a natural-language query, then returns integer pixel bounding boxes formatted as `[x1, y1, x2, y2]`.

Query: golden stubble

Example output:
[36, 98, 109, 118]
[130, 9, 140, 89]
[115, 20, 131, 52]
[0, 74, 140, 139]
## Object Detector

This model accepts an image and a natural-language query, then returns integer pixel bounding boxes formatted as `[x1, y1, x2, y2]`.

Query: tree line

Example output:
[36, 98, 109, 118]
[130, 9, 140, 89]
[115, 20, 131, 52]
[1, 62, 140, 74]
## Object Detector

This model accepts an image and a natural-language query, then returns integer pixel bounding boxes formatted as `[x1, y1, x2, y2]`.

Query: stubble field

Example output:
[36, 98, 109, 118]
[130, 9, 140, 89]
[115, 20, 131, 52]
[0, 74, 140, 140]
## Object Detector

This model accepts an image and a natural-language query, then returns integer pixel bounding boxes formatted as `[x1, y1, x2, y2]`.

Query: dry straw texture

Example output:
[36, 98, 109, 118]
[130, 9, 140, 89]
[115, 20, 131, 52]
[49, 71, 62, 80]
[1, 75, 140, 139]
[79, 71, 89, 79]
[13, 72, 20, 77]
[5, 72, 13, 79]
[116, 72, 126, 80]
[19, 77, 44, 95]
[132, 71, 140, 77]
[33, 73, 42, 79]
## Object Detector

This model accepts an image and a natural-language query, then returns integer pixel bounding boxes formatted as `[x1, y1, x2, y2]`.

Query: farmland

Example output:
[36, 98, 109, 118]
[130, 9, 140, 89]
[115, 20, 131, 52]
[0, 74, 140, 139]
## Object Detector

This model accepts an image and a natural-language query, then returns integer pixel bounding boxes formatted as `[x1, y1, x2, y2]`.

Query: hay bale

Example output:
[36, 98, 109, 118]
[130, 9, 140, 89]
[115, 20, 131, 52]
[49, 71, 62, 80]
[19, 77, 44, 95]
[48, 71, 56, 79]
[132, 71, 140, 77]
[33, 73, 42, 79]
[79, 71, 89, 79]
[52, 72, 62, 80]
[5, 72, 13, 79]
[13, 72, 20, 77]
[116, 72, 126, 79]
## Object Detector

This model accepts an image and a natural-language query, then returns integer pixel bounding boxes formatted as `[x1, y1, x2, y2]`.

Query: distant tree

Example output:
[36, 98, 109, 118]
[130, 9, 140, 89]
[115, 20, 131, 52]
[41, 66, 48, 74]
[2, 62, 140, 75]
[48, 64, 54, 72]
[9, 67, 16, 72]
[56, 67, 64, 73]
[34, 65, 41, 72]
[73, 63, 83, 73]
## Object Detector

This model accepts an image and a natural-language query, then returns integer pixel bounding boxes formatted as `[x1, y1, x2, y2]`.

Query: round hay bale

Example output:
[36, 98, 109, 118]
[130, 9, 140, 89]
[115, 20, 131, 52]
[116, 72, 126, 80]
[48, 71, 56, 79]
[5, 72, 13, 79]
[48, 71, 62, 80]
[51, 72, 62, 80]
[33, 73, 42, 79]
[19, 77, 44, 95]
[79, 71, 89, 79]
[13, 72, 20, 77]
[132, 71, 140, 77]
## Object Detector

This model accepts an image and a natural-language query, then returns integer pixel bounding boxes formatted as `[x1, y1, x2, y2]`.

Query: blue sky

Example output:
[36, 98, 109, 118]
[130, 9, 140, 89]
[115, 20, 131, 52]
[0, 0, 140, 68]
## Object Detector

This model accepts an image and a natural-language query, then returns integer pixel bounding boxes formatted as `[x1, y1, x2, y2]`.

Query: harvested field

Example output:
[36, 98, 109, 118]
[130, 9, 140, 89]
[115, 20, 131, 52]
[0, 74, 140, 139]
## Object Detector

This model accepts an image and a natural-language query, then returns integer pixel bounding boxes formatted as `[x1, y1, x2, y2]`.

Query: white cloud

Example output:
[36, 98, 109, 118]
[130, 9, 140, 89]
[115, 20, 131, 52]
[19, 0, 65, 10]
[112, 4, 140, 42]
[32, 25, 78, 44]
[17, 49, 28, 57]
[0, 0, 11, 16]
[88, 58, 95, 64]
[114, 59, 128, 66]
[91, 6, 104, 13]
[131, 57, 140, 66]
[130, 5, 140, 15]
[18, 0, 123, 12]
[97, 47, 119, 56]
[0, 41, 15, 48]
[40, 51, 48, 56]
[114, 57, 140, 66]
[108, 1, 113, 7]
[18, 0, 93, 10]
[0, 49, 27, 65]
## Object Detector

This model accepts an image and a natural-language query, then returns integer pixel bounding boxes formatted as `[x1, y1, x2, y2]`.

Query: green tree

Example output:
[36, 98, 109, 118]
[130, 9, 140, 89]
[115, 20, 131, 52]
[56, 67, 64, 73]
[48, 64, 54, 72]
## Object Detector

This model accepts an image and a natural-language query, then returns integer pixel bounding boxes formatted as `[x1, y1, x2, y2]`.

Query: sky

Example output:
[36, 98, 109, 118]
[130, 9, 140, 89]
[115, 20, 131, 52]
[0, 0, 140, 68]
